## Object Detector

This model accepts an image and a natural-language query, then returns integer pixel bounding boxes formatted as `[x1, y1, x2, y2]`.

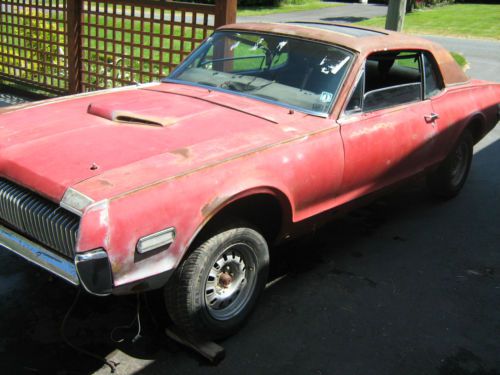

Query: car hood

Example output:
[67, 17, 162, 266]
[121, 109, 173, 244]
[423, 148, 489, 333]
[0, 83, 313, 203]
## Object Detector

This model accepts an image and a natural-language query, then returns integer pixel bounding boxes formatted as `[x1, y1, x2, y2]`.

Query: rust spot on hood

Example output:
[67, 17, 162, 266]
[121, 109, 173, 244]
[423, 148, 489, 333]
[97, 178, 114, 187]
[170, 147, 192, 159]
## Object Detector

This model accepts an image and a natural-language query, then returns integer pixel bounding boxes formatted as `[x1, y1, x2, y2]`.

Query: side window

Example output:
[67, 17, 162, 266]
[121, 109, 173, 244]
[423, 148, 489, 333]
[346, 50, 425, 113]
[423, 52, 443, 98]
[345, 71, 364, 113]
[364, 51, 422, 112]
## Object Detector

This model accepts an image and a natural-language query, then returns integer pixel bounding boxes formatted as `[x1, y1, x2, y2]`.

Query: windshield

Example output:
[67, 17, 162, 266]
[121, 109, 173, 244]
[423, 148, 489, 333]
[166, 31, 353, 115]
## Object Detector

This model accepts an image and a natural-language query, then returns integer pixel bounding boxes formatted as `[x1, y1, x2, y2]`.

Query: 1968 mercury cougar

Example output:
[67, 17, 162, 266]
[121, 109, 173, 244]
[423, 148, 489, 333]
[1, 22, 499, 339]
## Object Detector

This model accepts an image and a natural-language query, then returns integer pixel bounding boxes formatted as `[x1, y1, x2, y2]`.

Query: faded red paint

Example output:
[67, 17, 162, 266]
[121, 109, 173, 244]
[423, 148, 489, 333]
[0, 23, 499, 292]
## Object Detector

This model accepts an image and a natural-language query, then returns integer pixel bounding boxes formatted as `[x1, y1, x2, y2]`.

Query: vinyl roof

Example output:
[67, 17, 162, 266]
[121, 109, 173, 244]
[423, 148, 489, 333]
[219, 22, 469, 85]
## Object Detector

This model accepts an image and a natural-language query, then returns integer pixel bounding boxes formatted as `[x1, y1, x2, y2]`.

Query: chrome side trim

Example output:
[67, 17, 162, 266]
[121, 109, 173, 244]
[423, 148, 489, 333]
[0, 224, 79, 286]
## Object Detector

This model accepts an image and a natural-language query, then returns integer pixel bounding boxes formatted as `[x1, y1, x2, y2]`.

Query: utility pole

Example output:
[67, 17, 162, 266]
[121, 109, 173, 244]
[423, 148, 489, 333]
[385, 0, 407, 31]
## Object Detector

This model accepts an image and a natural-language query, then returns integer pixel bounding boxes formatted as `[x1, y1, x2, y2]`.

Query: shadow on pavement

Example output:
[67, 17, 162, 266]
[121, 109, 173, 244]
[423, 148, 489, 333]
[320, 16, 369, 23]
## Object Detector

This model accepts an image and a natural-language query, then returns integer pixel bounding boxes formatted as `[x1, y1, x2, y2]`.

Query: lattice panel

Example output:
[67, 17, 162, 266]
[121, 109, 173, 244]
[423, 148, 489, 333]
[0, 0, 68, 95]
[81, 0, 215, 91]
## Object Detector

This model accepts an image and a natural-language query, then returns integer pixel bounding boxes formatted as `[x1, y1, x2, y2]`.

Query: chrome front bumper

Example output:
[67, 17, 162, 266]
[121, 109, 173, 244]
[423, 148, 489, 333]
[0, 224, 79, 285]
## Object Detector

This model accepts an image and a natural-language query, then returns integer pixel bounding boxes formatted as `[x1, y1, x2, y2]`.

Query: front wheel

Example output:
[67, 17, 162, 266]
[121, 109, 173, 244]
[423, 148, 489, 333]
[165, 225, 269, 340]
[427, 129, 473, 199]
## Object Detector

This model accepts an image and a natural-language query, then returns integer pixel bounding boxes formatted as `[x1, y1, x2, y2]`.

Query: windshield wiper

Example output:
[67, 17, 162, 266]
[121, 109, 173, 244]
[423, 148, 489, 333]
[219, 76, 275, 93]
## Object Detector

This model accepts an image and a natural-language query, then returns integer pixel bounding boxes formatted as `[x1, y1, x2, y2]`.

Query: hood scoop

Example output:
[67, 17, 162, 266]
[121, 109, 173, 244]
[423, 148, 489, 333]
[88, 103, 177, 127]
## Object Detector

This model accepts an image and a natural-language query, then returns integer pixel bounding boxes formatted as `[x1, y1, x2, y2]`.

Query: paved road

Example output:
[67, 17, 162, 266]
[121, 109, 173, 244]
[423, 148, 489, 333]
[237, 2, 388, 24]
[0, 92, 29, 108]
[1, 5, 499, 375]
[238, 3, 500, 83]
[423, 35, 500, 82]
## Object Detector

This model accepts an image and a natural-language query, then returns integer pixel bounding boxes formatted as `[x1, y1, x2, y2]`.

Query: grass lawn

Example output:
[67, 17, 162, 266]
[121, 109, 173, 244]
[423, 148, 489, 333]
[238, 1, 342, 17]
[450, 52, 467, 69]
[358, 4, 500, 40]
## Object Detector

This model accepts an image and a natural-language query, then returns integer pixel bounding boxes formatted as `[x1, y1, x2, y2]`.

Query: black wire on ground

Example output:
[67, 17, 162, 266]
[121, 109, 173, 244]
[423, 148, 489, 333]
[110, 293, 143, 344]
[60, 288, 119, 373]
[143, 293, 161, 330]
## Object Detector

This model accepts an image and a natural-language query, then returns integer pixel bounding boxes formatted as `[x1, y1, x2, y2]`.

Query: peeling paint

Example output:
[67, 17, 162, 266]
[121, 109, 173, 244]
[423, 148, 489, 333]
[350, 122, 395, 138]
[170, 147, 192, 159]
[1, 23, 498, 297]
[201, 195, 228, 218]
[97, 179, 114, 187]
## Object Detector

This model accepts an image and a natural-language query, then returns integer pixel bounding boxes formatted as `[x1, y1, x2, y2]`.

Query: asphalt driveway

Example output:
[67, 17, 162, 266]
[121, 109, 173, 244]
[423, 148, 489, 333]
[1, 126, 498, 375]
[1, 5, 499, 375]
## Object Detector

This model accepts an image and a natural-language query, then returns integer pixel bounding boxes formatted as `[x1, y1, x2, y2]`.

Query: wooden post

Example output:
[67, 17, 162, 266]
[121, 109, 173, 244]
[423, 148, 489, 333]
[67, 0, 83, 94]
[385, 0, 407, 31]
[214, 0, 237, 29]
[213, 0, 236, 72]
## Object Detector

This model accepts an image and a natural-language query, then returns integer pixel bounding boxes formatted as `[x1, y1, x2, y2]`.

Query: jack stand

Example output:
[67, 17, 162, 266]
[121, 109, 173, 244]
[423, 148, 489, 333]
[165, 326, 225, 364]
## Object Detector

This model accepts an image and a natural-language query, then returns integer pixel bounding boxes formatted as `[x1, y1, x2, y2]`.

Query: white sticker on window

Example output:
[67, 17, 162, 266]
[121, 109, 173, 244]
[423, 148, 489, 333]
[230, 41, 240, 51]
[319, 91, 333, 103]
[276, 41, 288, 51]
[320, 56, 351, 75]
[251, 38, 265, 51]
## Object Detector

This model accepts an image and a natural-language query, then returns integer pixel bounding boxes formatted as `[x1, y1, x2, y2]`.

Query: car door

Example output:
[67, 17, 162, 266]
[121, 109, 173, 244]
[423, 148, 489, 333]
[337, 50, 439, 200]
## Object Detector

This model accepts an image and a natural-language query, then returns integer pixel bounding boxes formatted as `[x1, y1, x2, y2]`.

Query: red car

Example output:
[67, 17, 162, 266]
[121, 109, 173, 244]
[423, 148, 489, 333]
[0, 22, 498, 339]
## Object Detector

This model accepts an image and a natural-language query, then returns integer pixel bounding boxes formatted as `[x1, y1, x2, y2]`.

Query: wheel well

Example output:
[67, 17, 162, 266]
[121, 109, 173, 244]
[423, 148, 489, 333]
[466, 115, 486, 144]
[191, 193, 288, 250]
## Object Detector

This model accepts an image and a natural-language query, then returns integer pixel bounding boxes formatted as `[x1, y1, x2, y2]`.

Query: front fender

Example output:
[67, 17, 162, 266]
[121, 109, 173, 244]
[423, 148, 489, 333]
[79, 125, 343, 292]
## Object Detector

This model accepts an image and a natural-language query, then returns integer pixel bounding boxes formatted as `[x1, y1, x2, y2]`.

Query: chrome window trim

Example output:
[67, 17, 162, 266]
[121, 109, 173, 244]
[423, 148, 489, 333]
[340, 66, 365, 119]
[363, 81, 422, 97]
[361, 82, 422, 113]
[422, 52, 445, 99]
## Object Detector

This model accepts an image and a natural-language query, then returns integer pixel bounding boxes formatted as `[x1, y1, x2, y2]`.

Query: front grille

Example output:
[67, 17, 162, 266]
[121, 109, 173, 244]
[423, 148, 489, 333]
[0, 178, 79, 258]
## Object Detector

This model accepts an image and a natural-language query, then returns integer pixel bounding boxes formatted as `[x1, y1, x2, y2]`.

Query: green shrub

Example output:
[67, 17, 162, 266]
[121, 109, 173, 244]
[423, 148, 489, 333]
[422, 0, 455, 6]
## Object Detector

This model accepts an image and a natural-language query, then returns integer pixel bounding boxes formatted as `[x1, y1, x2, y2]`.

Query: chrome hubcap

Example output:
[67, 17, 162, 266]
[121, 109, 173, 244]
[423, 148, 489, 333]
[204, 243, 256, 320]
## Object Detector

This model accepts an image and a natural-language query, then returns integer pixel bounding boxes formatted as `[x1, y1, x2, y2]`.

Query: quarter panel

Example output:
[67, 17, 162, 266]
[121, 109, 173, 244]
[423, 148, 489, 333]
[431, 82, 500, 159]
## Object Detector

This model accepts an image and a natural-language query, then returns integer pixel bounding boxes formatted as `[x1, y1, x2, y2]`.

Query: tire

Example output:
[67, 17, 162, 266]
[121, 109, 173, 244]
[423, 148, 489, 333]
[427, 129, 473, 199]
[164, 225, 269, 339]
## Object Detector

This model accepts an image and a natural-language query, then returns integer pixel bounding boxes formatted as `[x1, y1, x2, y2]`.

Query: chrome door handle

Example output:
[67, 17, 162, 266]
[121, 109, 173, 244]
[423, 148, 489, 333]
[424, 113, 439, 122]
